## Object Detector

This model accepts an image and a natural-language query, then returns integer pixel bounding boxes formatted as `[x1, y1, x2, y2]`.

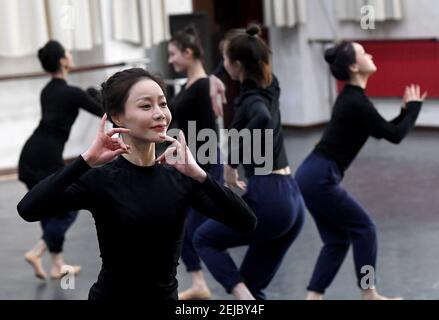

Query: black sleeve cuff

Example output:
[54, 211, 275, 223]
[198, 173, 218, 194]
[406, 101, 422, 114]
[75, 155, 92, 172]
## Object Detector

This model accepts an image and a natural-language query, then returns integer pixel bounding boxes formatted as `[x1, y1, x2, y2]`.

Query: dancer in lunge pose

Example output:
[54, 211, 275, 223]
[194, 25, 305, 300]
[19, 40, 103, 280]
[295, 40, 426, 300]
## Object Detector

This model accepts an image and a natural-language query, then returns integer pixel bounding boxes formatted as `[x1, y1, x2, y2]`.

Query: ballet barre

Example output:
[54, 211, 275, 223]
[0, 58, 151, 82]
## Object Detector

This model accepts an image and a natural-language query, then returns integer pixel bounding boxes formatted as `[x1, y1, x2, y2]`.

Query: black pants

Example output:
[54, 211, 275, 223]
[295, 152, 377, 294]
[180, 161, 224, 272]
[194, 174, 305, 300]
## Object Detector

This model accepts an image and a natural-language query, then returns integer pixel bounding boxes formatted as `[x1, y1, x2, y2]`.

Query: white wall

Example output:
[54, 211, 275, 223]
[270, 0, 439, 126]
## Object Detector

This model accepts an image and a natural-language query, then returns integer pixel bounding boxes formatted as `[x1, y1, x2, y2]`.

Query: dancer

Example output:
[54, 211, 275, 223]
[295, 41, 427, 300]
[18, 40, 103, 280]
[168, 26, 222, 300]
[17, 68, 256, 300]
[194, 25, 305, 300]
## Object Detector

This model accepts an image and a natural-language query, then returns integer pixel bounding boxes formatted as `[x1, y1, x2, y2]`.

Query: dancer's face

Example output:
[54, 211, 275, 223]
[60, 50, 74, 72]
[168, 42, 193, 73]
[351, 43, 377, 76]
[223, 49, 242, 81]
[112, 79, 171, 143]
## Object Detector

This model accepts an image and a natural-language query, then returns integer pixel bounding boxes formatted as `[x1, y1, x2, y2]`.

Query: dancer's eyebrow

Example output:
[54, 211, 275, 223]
[136, 95, 166, 102]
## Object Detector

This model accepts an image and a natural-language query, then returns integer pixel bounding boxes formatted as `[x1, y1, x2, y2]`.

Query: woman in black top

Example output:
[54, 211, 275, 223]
[194, 25, 305, 300]
[167, 26, 222, 300]
[295, 41, 427, 300]
[18, 40, 103, 280]
[17, 68, 256, 300]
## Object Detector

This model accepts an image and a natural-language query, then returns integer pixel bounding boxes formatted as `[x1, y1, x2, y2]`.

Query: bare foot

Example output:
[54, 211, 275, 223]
[362, 289, 403, 300]
[51, 265, 82, 279]
[306, 291, 323, 300]
[24, 251, 47, 280]
[363, 294, 403, 300]
[179, 287, 211, 300]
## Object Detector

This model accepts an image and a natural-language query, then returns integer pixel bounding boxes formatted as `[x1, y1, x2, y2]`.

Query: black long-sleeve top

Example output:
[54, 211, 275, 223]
[170, 78, 218, 171]
[227, 78, 289, 177]
[314, 84, 422, 173]
[39, 78, 103, 139]
[18, 78, 103, 187]
[17, 155, 256, 300]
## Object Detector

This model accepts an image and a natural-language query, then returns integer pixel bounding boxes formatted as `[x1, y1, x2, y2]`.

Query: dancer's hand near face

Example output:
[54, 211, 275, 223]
[82, 114, 131, 167]
[156, 131, 207, 183]
[224, 165, 247, 192]
[403, 84, 427, 109]
[209, 74, 226, 117]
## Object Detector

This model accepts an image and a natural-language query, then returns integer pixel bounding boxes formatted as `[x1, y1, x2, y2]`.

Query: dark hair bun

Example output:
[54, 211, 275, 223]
[37, 40, 66, 73]
[246, 24, 261, 37]
[171, 25, 204, 60]
[324, 47, 337, 65]
[37, 48, 47, 62]
[324, 41, 356, 81]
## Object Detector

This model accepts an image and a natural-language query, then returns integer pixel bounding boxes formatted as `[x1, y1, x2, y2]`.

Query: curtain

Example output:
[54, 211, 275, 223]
[112, 0, 169, 47]
[139, 0, 170, 48]
[263, 0, 307, 28]
[46, 0, 102, 50]
[112, 0, 141, 43]
[0, 0, 49, 57]
[0, 0, 102, 57]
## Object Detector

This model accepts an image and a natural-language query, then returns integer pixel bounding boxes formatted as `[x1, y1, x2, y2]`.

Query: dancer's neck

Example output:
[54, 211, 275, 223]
[348, 74, 369, 89]
[52, 68, 68, 81]
[121, 136, 156, 167]
[186, 60, 207, 88]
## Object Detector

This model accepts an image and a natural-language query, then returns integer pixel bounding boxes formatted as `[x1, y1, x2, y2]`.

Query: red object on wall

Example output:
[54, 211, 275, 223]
[337, 39, 439, 98]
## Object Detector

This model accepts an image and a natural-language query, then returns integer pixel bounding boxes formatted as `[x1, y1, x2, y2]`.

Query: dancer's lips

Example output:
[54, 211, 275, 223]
[151, 124, 167, 132]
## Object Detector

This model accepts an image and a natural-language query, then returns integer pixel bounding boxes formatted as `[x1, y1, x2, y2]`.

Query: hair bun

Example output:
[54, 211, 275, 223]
[324, 47, 337, 65]
[37, 48, 46, 60]
[246, 24, 261, 37]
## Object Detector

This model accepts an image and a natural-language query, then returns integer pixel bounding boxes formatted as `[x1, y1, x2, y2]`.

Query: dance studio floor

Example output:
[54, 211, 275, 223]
[2, 128, 439, 300]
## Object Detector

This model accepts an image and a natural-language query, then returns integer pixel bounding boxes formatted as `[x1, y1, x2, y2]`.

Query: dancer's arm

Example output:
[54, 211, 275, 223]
[209, 61, 228, 118]
[156, 132, 257, 233]
[389, 107, 407, 125]
[190, 172, 257, 234]
[244, 99, 272, 130]
[73, 86, 104, 117]
[17, 156, 93, 222]
[389, 85, 424, 125]
[370, 85, 427, 144]
[17, 114, 130, 222]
